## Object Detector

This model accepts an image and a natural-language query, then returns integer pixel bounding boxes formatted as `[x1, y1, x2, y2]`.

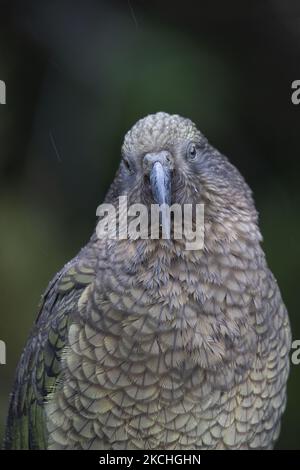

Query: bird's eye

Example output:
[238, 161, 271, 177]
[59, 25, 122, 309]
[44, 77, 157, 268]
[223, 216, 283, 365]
[123, 158, 132, 172]
[187, 142, 198, 161]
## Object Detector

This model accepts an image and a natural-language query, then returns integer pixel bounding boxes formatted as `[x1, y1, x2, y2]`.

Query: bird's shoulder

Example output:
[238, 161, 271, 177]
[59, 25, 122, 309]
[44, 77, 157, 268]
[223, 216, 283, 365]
[4, 240, 100, 449]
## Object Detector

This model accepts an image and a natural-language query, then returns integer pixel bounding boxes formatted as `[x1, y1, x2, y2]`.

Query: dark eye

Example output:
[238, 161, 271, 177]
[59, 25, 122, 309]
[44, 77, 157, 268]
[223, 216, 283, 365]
[187, 142, 198, 161]
[123, 158, 132, 173]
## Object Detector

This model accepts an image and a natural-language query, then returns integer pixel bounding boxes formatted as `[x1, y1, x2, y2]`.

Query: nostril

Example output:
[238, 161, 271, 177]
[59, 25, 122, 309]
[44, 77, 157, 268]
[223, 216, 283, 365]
[164, 154, 175, 170]
[143, 151, 173, 171]
[143, 156, 154, 174]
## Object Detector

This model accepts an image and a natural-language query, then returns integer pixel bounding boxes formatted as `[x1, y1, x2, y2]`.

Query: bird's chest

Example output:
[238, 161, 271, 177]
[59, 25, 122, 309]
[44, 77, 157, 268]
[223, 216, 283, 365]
[51, 308, 222, 450]
[46, 247, 250, 449]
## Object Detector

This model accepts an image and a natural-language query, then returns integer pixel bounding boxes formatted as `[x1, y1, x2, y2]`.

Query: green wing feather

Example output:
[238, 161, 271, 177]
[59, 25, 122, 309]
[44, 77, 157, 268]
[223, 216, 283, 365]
[3, 255, 95, 449]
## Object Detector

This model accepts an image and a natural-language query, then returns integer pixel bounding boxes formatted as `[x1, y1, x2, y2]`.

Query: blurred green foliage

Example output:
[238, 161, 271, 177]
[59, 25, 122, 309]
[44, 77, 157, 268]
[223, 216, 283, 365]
[0, 0, 300, 449]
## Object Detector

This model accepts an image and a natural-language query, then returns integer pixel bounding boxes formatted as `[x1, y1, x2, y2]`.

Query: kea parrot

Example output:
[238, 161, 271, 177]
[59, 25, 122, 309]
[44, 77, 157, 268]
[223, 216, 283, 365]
[4, 112, 291, 449]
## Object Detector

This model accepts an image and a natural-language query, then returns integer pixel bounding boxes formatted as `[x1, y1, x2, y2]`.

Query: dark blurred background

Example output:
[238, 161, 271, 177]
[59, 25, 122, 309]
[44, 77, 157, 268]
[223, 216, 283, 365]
[0, 0, 300, 449]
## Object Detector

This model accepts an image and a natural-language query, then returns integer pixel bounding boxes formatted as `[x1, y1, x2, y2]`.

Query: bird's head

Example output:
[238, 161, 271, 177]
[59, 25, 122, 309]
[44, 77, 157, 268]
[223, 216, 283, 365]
[105, 112, 260, 246]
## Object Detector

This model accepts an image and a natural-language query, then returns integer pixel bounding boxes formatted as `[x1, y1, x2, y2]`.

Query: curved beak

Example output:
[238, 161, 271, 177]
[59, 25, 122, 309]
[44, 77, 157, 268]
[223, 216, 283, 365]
[144, 151, 172, 238]
[150, 161, 171, 207]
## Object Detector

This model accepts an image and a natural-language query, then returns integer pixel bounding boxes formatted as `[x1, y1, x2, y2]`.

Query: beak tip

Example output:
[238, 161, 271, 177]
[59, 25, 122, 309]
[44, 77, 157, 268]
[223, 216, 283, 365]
[150, 161, 171, 206]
